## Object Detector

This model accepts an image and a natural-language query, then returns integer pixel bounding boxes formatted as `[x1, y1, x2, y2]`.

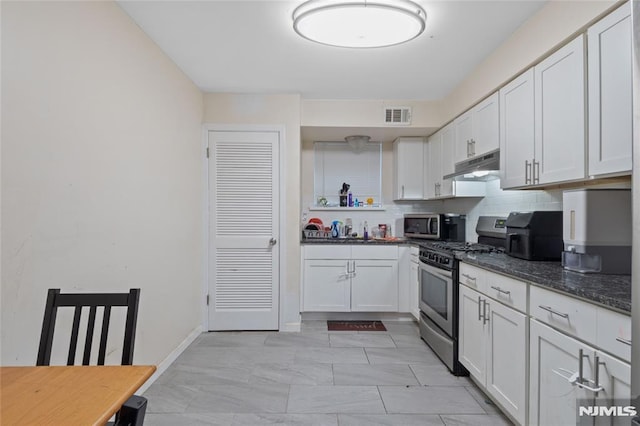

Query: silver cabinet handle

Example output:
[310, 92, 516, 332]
[466, 140, 471, 157]
[616, 337, 632, 346]
[461, 273, 476, 282]
[482, 300, 489, 325]
[576, 352, 604, 394]
[471, 139, 476, 156]
[351, 260, 356, 278]
[538, 305, 569, 318]
[533, 160, 540, 184]
[525, 160, 532, 185]
[478, 296, 483, 321]
[490, 286, 511, 296]
[401, 185, 405, 198]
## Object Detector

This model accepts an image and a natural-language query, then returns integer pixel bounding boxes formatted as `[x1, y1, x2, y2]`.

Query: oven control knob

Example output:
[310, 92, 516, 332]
[444, 258, 450, 265]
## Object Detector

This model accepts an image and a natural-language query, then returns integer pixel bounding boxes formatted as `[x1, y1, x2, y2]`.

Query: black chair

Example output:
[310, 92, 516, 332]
[37, 288, 148, 426]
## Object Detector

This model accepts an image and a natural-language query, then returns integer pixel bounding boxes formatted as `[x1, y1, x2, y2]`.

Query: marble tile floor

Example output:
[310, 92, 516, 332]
[143, 320, 514, 426]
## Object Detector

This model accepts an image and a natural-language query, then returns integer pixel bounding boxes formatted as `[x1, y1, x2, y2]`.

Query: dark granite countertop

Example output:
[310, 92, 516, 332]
[301, 237, 411, 245]
[458, 252, 631, 313]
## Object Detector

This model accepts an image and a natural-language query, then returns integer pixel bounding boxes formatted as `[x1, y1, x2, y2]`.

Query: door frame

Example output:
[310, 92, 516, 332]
[201, 124, 287, 332]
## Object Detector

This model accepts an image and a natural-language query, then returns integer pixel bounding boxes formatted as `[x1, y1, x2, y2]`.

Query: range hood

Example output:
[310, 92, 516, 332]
[443, 149, 500, 180]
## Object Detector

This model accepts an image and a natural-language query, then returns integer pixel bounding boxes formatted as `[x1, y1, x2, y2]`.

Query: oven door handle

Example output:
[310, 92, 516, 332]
[420, 263, 452, 280]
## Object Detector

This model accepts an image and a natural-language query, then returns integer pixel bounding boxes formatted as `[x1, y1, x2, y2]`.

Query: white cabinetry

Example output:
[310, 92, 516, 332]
[500, 35, 586, 188]
[587, 2, 632, 176]
[393, 137, 425, 200]
[425, 125, 485, 200]
[534, 35, 586, 184]
[529, 285, 632, 426]
[499, 69, 535, 189]
[454, 92, 499, 164]
[302, 245, 398, 312]
[458, 264, 527, 425]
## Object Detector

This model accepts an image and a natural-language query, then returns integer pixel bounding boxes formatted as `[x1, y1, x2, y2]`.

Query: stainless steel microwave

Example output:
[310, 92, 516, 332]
[403, 214, 466, 241]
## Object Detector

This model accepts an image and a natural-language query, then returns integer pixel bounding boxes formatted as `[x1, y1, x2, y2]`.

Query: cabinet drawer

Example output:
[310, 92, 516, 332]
[596, 307, 631, 362]
[459, 263, 486, 292]
[485, 272, 527, 313]
[305, 245, 351, 259]
[351, 245, 398, 260]
[530, 285, 597, 344]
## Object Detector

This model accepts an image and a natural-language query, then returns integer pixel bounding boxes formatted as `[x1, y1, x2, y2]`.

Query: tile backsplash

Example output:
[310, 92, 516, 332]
[302, 179, 564, 240]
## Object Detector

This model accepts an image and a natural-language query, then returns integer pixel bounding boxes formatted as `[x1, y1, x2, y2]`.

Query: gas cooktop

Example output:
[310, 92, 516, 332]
[417, 240, 504, 270]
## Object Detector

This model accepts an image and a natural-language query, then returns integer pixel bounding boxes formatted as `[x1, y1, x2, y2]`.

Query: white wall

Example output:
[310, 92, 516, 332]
[441, 0, 617, 123]
[1, 1, 204, 366]
[203, 93, 302, 331]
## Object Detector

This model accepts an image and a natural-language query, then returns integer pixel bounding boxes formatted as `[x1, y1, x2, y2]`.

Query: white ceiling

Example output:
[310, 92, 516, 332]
[117, 0, 547, 100]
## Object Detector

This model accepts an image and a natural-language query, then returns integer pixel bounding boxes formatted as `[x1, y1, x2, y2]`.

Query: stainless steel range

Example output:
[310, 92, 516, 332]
[418, 216, 506, 376]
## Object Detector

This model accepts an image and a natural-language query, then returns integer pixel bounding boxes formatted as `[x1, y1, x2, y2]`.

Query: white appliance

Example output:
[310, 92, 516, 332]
[562, 189, 631, 274]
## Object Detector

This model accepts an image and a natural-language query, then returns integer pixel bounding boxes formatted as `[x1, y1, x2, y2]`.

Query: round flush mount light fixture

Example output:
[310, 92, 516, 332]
[292, 0, 427, 48]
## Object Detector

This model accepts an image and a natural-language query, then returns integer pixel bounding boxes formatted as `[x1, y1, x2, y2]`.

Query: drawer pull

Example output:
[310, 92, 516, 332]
[490, 286, 511, 296]
[478, 296, 483, 321]
[461, 273, 476, 282]
[616, 337, 632, 346]
[539, 305, 569, 318]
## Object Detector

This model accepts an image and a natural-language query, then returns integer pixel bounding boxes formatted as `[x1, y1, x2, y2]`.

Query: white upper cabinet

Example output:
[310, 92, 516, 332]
[534, 35, 586, 184]
[393, 137, 425, 200]
[454, 92, 499, 164]
[587, 2, 632, 176]
[425, 131, 442, 199]
[500, 69, 535, 189]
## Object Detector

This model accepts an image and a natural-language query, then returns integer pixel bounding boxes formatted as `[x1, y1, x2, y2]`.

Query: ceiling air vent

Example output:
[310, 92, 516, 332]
[384, 107, 412, 125]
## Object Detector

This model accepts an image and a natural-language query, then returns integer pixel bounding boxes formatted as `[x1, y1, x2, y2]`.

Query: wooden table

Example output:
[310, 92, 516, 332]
[0, 365, 156, 426]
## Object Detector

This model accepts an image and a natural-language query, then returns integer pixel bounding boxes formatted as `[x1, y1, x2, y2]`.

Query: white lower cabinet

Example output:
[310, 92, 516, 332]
[529, 319, 631, 426]
[351, 260, 398, 311]
[302, 245, 398, 312]
[303, 260, 351, 311]
[459, 280, 527, 425]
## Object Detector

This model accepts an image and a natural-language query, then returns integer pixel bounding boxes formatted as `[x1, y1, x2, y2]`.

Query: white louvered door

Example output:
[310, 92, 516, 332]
[208, 130, 280, 330]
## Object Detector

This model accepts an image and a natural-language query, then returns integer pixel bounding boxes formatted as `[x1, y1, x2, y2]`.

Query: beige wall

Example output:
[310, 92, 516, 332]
[203, 94, 302, 330]
[441, 0, 618, 123]
[1, 1, 204, 366]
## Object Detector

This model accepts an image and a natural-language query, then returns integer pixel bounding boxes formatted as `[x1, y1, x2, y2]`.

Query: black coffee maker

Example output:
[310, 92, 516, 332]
[505, 211, 563, 261]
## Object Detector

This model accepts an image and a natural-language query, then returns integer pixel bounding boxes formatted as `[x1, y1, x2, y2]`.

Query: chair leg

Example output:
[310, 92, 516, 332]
[114, 395, 148, 426]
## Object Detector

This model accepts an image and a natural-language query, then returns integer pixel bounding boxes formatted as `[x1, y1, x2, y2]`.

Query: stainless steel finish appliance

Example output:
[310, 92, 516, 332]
[443, 149, 500, 180]
[505, 211, 563, 260]
[562, 189, 632, 274]
[404, 214, 466, 241]
[417, 218, 505, 376]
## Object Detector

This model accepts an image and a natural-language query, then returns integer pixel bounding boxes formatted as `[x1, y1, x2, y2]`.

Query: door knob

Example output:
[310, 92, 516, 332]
[269, 237, 277, 246]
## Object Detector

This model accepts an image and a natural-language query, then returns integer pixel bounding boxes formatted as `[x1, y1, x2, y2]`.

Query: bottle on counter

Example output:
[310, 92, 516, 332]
[363, 221, 369, 240]
[348, 192, 353, 207]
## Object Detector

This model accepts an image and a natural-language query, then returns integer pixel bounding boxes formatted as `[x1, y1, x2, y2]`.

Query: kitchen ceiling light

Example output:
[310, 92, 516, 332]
[292, 0, 426, 48]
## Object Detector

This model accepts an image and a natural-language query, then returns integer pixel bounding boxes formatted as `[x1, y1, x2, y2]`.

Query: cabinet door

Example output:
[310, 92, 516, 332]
[351, 260, 398, 312]
[454, 111, 473, 164]
[534, 35, 586, 184]
[588, 2, 632, 176]
[440, 123, 455, 197]
[529, 319, 594, 426]
[595, 350, 631, 426]
[458, 285, 486, 382]
[303, 260, 351, 312]
[500, 69, 535, 189]
[394, 138, 425, 200]
[410, 261, 419, 320]
[472, 92, 499, 157]
[426, 132, 442, 199]
[486, 300, 527, 426]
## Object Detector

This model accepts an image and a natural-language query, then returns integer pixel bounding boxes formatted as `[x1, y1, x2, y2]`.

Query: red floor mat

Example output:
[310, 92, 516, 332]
[327, 321, 387, 331]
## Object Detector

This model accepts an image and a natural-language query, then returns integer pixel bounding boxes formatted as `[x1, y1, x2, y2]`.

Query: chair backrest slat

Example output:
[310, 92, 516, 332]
[82, 306, 97, 365]
[37, 288, 141, 367]
[67, 306, 83, 365]
[97, 306, 111, 365]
